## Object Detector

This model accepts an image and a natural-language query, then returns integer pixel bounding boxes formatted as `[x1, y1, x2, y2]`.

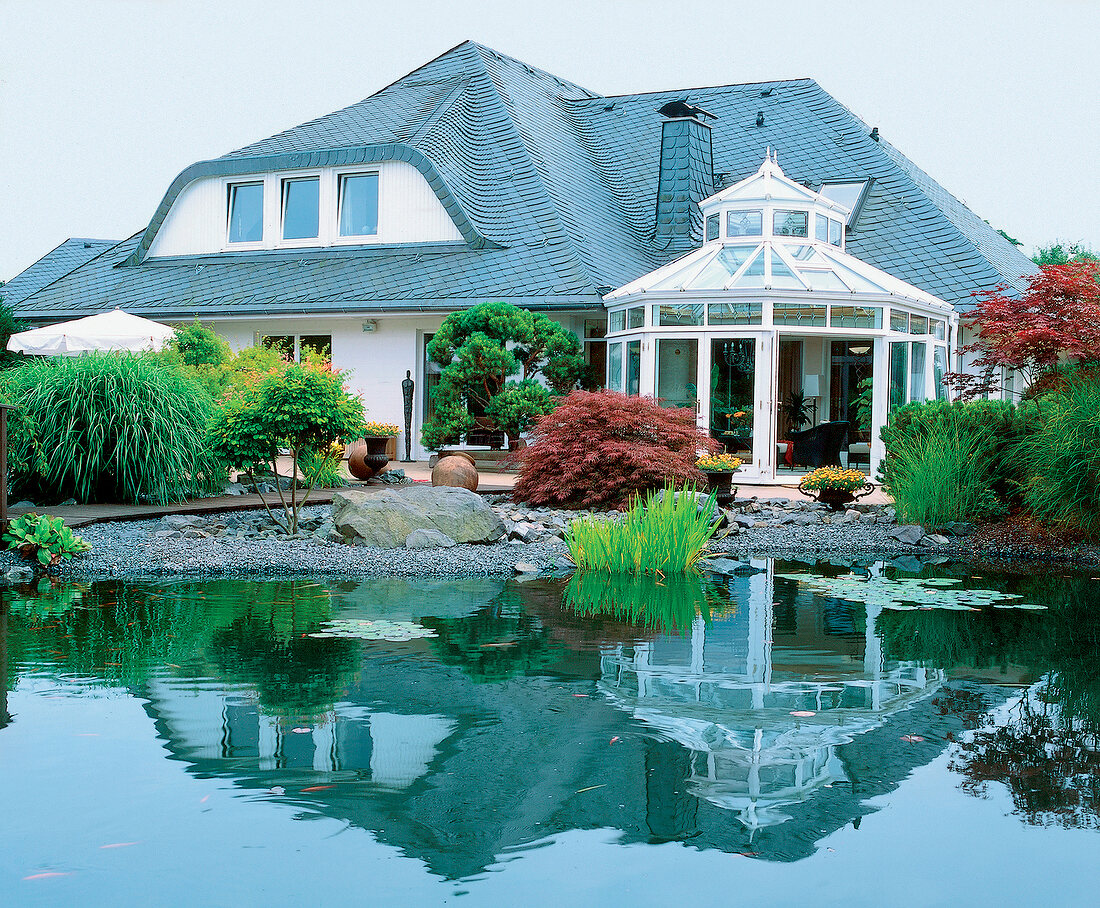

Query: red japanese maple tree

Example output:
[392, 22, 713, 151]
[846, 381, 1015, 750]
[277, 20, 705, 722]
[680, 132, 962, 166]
[513, 390, 717, 509]
[953, 262, 1100, 398]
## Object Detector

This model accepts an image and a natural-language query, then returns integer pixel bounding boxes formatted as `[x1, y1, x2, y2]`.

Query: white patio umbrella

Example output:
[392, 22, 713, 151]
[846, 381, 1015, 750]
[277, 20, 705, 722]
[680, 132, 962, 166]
[7, 307, 176, 355]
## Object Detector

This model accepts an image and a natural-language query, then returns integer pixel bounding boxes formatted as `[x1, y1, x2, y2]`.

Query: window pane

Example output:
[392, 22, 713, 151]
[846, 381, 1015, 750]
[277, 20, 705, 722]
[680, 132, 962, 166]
[890, 310, 909, 332]
[628, 307, 645, 329]
[654, 303, 703, 327]
[889, 342, 907, 410]
[910, 315, 928, 335]
[282, 177, 320, 240]
[800, 270, 848, 292]
[261, 335, 294, 359]
[656, 339, 698, 409]
[932, 319, 946, 340]
[828, 218, 843, 246]
[609, 310, 625, 333]
[300, 334, 332, 362]
[734, 249, 767, 288]
[706, 214, 719, 241]
[339, 173, 379, 236]
[626, 340, 641, 396]
[228, 182, 264, 243]
[933, 346, 948, 401]
[910, 341, 927, 402]
[815, 215, 828, 242]
[769, 251, 803, 290]
[708, 301, 762, 325]
[773, 303, 826, 326]
[830, 305, 882, 329]
[584, 319, 606, 339]
[773, 209, 808, 237]
[607, 342, 623, 392]
[727, 209, 762, 237]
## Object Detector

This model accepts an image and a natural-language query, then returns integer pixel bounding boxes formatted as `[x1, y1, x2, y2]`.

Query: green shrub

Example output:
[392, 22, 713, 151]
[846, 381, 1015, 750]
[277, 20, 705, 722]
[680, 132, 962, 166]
[3, 513, 90, 567]
[565, 485, 718, 575]
[1017, 374, 1100, 538]
[881, 422, 1004, 527]
[208, 360, 364, 533]
[298, 448, 348, 489]
[880, 399, 1033, 509]
[2, 353, 224, 504]
[483, 379, 554, 446]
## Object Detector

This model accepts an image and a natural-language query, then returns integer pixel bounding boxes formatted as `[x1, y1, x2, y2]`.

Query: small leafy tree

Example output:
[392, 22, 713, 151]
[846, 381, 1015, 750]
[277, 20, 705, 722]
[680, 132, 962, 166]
[513, 391, 716, 509]
[0, 297, 26, 370]
[158, 318, 234, 399]
[422, 302, 588, 449]
[208, 360, 364, 534]
[1032, 241, 1100, 267]
[948, 262, 1100, 399]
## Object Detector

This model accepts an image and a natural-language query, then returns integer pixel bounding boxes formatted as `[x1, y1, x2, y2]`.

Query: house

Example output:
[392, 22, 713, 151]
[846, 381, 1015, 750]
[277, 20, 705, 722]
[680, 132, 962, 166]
[6, 40, 1035, 470]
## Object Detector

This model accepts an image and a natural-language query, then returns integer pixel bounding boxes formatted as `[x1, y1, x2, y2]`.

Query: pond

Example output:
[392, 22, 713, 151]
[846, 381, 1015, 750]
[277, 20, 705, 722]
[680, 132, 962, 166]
[2, 562, 1099, 906]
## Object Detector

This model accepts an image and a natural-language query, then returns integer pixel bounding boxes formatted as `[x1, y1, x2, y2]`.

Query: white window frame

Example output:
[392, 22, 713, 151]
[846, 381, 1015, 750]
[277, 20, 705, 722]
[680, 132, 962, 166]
[333, 169, 382, 245]
[279, 173, 324, 247]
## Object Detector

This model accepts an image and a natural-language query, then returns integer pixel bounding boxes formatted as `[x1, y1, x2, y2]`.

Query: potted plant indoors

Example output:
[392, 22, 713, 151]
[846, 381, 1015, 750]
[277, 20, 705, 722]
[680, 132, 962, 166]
[696, 452, 743, 506]
[798, 467, 874, 511]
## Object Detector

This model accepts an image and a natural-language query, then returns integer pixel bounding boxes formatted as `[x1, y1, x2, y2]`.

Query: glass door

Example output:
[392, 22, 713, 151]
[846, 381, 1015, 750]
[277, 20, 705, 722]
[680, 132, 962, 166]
[709, 334, 774, 479]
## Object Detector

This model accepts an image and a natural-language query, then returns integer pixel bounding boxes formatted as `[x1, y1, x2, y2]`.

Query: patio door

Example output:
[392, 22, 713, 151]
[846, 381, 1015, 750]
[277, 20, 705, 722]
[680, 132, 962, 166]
[709, 334, 775, 479]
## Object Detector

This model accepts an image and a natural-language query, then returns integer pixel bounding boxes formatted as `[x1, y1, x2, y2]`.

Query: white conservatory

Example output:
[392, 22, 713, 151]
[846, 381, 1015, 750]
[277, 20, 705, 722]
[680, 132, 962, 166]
[604, 152, 958, 482]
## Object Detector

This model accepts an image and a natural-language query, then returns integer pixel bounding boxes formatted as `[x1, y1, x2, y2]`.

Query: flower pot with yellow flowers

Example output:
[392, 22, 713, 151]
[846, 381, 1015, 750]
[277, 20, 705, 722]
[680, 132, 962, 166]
[798, 467, 874, 511]
[696, 453, 742, 507]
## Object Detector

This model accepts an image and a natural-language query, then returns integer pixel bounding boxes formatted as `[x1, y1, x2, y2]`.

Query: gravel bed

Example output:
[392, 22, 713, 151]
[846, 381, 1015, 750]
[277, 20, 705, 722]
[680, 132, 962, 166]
[0, 499, 967, 584]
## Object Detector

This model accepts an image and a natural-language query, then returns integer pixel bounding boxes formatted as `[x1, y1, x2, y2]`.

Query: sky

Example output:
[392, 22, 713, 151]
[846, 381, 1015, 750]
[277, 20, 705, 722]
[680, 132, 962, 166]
[1, 0, 1098, 281]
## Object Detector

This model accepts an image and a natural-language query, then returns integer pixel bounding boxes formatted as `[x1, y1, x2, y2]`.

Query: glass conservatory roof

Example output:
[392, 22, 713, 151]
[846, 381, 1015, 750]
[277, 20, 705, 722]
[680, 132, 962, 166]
[608, 238, 950, 310]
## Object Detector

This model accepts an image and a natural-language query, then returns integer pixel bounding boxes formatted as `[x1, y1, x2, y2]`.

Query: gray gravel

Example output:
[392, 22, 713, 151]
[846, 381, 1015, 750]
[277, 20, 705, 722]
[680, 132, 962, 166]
[0, 496, 964, 583]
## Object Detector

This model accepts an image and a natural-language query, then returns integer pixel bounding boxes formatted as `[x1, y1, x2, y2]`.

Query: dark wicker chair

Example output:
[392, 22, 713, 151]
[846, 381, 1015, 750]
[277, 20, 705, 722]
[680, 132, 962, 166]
[788, 421, 849, 468]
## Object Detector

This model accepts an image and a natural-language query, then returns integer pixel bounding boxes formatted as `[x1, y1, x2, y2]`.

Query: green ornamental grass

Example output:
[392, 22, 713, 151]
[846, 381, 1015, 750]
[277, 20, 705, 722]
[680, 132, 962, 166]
[565, 485, 718, 575]
[882, 422, 1003, 527]
[1017, 376, 1100, 539]
[3, 353, 223, 504]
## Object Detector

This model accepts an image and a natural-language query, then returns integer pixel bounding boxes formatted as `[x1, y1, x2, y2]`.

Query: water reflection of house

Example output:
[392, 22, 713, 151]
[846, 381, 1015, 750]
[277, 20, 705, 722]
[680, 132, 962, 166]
[598, 564, 943, 831]
[131, 573, 959, 877]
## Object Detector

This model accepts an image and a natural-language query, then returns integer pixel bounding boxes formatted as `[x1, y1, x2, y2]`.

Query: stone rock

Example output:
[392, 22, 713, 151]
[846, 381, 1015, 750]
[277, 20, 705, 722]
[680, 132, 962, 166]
[181, 528, 209, 539]
[222, 482, 247, 496]
[793, 513, 821, 526]
[888, 524, 926, 545]
[940, 521, 977, 537]
[58, 498, 78, 507]
[405, 528, 457, 550]
[11, 500, 35, 509]
[160, 514, 205, 530]
[513, 561, 539, 574]
[4, 564, 35, 583]
[891, 555, 925, 573]
[922, 533, 951, 547]
[733, 514, 757, 529]
[333, 486, 505, 549]
[704, 557, 764, 577]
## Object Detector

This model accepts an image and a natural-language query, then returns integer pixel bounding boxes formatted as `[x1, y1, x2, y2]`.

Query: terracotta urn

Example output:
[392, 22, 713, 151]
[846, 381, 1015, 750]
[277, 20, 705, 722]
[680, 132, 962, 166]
[432, 452, 479, 491]
[346, 437, 391, 480]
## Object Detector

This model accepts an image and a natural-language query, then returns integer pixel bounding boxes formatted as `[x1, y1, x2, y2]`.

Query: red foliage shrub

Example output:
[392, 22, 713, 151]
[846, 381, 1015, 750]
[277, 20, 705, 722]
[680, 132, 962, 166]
[513, 391, 717, 509]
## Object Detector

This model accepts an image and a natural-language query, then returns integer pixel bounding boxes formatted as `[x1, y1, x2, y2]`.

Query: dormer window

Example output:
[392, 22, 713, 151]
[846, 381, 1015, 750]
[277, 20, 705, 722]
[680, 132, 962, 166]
[227, 182, 263, 244]
[727, 209, 762, 237]
[706, 214, 720, 242]
[773, 209, 808, 237]
[338, 172, 379, 237]
[281, 177, 320, 240]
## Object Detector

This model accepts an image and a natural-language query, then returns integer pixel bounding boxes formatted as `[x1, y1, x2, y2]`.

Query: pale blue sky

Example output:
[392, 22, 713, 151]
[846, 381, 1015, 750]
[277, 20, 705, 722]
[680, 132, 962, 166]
[2, 0, 1097, 280]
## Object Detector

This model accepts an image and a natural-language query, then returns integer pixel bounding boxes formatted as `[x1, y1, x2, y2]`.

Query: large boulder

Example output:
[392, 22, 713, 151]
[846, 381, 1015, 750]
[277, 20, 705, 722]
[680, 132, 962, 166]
[333, 486, 505, 549]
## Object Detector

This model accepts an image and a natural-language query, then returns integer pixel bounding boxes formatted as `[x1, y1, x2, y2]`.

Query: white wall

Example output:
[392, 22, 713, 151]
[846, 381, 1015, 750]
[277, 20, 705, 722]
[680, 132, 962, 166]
[148, 160, 463, 258]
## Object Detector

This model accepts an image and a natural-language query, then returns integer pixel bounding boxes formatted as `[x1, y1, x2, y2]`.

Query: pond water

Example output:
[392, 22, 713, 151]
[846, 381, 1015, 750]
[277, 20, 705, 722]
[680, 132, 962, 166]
[2, 562, 1099, 906]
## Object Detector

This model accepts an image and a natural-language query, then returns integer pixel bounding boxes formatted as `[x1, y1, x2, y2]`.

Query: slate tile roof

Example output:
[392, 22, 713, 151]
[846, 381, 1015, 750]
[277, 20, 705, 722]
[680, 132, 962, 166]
[12, 41, 1036, 321]
[2, 238, 117, 307]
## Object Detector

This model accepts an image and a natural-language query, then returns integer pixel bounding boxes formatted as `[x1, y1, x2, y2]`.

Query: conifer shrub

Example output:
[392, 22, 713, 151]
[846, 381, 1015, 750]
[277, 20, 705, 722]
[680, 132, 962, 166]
[513, 391, 716, 509]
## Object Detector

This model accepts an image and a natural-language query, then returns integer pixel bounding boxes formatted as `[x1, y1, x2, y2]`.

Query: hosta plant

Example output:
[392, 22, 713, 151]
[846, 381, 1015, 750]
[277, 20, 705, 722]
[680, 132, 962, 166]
[3, 513, 90, 568]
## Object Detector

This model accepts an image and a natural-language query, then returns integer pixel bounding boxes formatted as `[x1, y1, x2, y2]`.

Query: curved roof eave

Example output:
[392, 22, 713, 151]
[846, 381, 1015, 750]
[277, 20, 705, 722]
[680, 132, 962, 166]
[126, 144, 495, 265]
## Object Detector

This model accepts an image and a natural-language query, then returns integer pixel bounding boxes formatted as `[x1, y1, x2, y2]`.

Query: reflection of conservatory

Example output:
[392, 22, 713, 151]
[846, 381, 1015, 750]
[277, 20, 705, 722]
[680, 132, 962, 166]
[604, 153, 958, 481]
[597, 564, 943, 832]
